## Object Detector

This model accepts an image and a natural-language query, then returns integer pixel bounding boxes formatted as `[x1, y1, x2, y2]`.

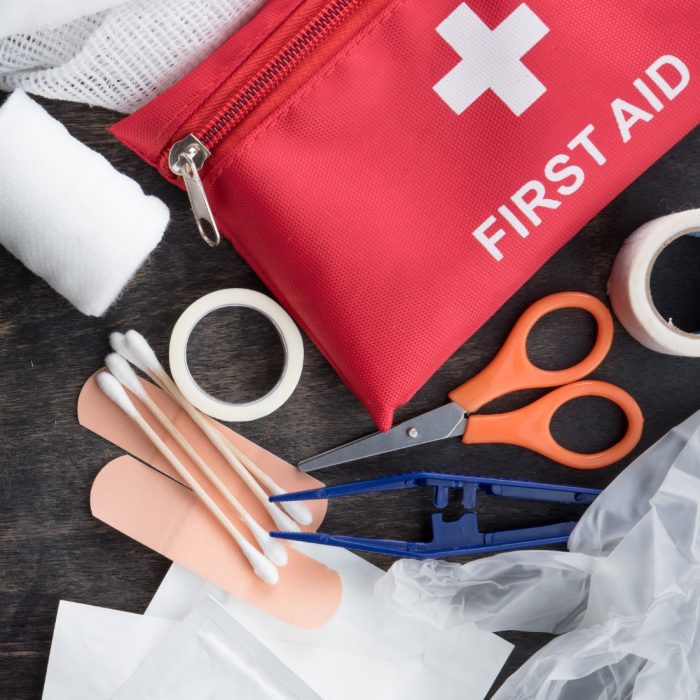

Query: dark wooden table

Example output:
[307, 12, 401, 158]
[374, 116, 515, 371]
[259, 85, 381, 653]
[1, 95, 698, 699]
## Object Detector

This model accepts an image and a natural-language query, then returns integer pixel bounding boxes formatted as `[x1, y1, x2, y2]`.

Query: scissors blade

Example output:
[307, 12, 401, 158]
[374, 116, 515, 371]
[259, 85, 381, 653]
[298, 402, 467, 472]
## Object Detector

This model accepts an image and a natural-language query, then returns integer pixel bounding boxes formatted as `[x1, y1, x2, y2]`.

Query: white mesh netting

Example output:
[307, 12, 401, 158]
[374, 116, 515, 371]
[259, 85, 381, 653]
[0, 0, 266, 113]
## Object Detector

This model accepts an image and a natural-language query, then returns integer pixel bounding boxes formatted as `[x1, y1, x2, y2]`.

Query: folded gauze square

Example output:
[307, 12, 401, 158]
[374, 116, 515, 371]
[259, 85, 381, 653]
[0, 90, 169, 316]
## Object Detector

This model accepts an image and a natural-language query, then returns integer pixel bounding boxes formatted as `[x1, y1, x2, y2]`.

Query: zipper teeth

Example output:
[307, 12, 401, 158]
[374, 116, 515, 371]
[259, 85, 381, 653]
[199, 0, 358, 151]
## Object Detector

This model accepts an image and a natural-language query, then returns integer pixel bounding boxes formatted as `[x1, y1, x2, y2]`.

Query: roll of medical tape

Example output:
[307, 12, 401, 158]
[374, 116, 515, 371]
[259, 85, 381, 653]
[608, 209, 700, 357]
[169, 289, 304, 421]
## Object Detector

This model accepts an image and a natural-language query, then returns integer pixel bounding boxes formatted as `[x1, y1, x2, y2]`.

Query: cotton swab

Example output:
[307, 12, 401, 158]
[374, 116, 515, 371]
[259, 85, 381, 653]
[111, 330, 311, 525]
[219, 435, 313, 526]
[121, 330, 305, 532]
[110, 332, 149, 374]
[105, 353, 288, 567]
[96, 372, 279, 585]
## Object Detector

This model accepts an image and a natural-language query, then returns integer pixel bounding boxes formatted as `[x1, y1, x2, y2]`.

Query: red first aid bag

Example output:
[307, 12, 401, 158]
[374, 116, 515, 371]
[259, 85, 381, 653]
[113, 0, 700, 430]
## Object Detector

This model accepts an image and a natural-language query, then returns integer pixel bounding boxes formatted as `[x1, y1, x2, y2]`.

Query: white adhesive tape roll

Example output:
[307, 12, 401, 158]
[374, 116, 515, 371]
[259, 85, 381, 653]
[608, 209, 700, 357]
[169, 289, 304, 421]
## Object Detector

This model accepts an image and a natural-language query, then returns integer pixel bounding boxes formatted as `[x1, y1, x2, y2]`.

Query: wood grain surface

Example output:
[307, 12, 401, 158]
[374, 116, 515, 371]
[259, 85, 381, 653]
[0, 93, 698, 699]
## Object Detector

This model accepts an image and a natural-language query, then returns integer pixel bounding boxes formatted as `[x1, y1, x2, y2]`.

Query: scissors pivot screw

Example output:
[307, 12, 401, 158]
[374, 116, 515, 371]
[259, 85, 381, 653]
[406, 427, 419, 438]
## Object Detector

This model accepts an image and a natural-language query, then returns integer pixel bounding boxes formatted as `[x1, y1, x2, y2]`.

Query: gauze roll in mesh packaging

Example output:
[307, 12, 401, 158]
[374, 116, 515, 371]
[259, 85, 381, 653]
[0, 0, 266, 113]
[0, 0, 130, 38]
[0, 91, 169, 316]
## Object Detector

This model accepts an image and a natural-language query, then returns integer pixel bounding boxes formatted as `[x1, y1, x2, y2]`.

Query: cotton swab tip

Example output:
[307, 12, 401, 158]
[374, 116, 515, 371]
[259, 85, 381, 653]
[105, 353, 145, 397]
[280, 500, 314, 526]
[125, 330, 164, 375]
[268, 484, 314, 526]
[269, 504, 301, 533]
[109, 332, 148, 372]
[240, 539, 280, 585]
[97, 372, 139, 418]
[109, 331, 128, 354]
[261, 535, 289, 567]
[245, 517, 288, 566]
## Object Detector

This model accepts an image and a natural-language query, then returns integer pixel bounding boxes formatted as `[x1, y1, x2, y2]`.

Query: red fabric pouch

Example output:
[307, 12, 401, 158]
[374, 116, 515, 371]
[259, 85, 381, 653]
[112, 0, 700, 430]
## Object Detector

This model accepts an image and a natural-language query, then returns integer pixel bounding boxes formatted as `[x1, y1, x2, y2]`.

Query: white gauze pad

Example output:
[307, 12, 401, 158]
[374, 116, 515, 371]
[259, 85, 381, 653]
[0, 90, 169, 316]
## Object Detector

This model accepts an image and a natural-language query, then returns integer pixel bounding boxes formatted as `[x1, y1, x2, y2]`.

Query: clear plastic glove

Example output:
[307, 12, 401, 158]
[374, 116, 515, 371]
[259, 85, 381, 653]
[376, 410, 700, 700]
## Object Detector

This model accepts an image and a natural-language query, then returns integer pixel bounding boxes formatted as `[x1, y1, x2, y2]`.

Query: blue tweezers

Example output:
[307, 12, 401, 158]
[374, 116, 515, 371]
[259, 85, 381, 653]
[270, 471, 600, 558]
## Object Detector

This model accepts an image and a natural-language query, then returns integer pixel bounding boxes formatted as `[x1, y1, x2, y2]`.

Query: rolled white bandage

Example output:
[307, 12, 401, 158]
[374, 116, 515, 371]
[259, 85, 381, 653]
[0, 90, 169, 316]
[608, 209, 700, 357]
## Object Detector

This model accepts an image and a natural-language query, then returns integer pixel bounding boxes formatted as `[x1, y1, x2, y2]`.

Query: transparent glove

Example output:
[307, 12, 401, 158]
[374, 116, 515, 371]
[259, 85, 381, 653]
[376, 410, 700, 700]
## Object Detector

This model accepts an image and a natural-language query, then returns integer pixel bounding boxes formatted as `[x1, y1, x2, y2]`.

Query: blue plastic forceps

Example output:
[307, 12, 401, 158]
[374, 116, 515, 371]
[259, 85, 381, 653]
[270, 471, 600, 558]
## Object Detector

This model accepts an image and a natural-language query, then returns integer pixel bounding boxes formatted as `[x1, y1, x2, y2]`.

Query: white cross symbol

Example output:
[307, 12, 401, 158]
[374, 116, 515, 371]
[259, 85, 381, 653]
[433, 3, 549, 116]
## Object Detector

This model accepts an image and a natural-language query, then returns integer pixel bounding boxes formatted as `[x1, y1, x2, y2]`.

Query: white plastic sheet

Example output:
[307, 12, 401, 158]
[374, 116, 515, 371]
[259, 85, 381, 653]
[147, 543, 513, 700]
[42, 601, 175, 699]
[114, 598, 321, 699]
[376, 409, 700, 699]
[42, 598, 321, 699]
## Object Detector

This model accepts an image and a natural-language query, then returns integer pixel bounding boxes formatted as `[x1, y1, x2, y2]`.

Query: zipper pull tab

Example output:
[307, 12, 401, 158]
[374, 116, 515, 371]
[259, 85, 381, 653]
[169, 134, 221, 247]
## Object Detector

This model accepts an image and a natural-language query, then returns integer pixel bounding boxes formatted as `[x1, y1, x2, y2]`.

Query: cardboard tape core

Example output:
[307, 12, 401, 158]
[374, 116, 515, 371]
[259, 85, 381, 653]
[170, 289, 304, 421]
[647, 230, 700, 336]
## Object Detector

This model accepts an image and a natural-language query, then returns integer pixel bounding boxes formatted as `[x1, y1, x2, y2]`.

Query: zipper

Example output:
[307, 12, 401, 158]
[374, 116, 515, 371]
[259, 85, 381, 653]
[169, 0, 360, 246]
[169, 134, 220, 246]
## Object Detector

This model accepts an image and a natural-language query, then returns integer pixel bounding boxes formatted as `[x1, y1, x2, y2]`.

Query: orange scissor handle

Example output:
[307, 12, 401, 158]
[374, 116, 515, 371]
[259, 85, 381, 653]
[463, 380, 643, 469]
[449, 292, 614, 414]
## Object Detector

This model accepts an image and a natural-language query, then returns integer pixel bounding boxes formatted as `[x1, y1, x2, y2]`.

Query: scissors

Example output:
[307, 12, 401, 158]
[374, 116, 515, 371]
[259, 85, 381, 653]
[298, 292, 644, 472]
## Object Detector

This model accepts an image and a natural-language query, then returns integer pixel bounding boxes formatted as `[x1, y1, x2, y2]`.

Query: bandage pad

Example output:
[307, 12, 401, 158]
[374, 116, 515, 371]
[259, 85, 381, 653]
[79, 372, 341, 628]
